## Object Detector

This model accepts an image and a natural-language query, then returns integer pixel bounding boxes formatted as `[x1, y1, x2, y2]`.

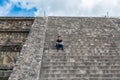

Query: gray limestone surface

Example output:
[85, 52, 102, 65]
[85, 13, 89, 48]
[0, 17, 34, 80]
[8, 17, 47, 80]
[40, 17, 120, 80]
[9, 17, 120, 80]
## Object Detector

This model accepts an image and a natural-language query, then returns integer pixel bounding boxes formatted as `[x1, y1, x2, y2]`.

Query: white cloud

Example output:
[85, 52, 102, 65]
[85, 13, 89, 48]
[0, 2, 12, 16]
[8, 0, 120, 17]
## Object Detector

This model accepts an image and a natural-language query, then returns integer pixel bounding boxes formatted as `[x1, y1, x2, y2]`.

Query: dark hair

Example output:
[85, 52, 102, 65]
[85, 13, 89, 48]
[58, 36, 61, 37]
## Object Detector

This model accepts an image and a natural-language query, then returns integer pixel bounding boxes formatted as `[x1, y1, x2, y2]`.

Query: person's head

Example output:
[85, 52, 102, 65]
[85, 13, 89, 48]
[57, 36, 62, 39]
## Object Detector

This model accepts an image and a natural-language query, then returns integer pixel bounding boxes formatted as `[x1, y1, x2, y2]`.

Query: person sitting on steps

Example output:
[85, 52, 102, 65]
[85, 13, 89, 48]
[56, 36, 64, 51]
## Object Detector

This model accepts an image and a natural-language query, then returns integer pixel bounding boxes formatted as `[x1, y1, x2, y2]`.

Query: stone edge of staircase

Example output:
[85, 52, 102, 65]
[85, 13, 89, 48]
[8, 17, 47, 80]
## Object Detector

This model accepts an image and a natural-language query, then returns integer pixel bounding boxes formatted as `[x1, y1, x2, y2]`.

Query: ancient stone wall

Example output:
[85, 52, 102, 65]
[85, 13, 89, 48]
[0, 19, 33, 29]
[0, 33, 28, 44]
[0, 17, 34, 80]
[8, 17, 120, 80]
[8, 17, 47, 80]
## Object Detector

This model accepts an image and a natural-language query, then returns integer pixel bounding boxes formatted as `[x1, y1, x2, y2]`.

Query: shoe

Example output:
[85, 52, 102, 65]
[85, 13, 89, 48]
[57, 49, 59, 52]
[62, 48, 64, 51]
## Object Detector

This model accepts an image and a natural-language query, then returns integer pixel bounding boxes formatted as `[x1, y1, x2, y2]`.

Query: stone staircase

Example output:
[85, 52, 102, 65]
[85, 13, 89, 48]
[7, 17, 120, 80]
[39, 17, 120, 80]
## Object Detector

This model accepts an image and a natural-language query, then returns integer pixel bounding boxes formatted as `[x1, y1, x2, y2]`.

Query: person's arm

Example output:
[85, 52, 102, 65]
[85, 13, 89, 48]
[56, 39, 59, 44]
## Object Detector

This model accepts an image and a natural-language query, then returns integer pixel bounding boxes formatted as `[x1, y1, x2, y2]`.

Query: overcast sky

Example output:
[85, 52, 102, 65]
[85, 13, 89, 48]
[0, 0, 120, 17]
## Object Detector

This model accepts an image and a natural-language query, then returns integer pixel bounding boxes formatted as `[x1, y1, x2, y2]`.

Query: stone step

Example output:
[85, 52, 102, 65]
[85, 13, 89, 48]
[44, 50, 120, 54]
[0, 29, 30, 33]
[42, 65, 120, 70]
[40, 73, 120, 78]
[43, 55, 120, 59]
[43, 52, 120, 55]
[0, 70, 12, 77]
[42, 62, 120, 66]
[0, 77, 9, 80]
[44, 49, 67, 53]
[43, 58, 120, 61]
[42, 65, 120, 67]
[42, 54, 120, 57]
[43, 58, 120, 64]
[41, 70, 120, 74]
[0, 43, 23, 52]
[42, 56, 120, 59]
[42, 68, 120, 71]
[41, 69, 120, 72]
[40, 77, 120, 80]
[43, 51, 120, 55]
[42, 58, 120, 63]
[43, 54, 120, 57]
[42, 60, 120, 63]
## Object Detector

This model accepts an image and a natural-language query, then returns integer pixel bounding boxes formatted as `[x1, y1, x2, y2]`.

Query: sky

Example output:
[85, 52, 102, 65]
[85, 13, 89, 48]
[0, 0, 120, 17]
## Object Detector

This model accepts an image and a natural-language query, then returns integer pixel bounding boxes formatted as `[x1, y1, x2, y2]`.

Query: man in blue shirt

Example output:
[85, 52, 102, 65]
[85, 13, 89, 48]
[56, 36, 64, 51]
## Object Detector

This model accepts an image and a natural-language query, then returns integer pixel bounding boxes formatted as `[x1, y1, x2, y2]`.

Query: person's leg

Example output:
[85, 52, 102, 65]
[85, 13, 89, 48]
[60, 44, 64, 50]
[56, 43, 60, 51]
